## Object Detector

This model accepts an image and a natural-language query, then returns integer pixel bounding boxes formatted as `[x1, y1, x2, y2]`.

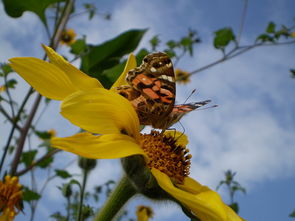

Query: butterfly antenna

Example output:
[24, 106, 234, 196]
[196, 104, 218, 111]
[183, 89, 196, 104]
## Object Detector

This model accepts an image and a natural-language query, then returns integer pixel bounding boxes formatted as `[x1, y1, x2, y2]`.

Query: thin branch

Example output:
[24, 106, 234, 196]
[0, 87, 33, 173]
[190, 40, 295, 75]
[0, 105, 22, 131]
[15, 149, 60, 176]
[237, 0, 248, 43]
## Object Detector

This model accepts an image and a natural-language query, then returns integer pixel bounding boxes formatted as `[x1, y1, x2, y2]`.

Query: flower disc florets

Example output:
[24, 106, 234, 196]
[141, 131, 191, 184]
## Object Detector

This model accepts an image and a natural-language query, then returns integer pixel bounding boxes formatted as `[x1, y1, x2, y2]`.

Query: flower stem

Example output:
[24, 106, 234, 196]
[94, 176, 136, 221]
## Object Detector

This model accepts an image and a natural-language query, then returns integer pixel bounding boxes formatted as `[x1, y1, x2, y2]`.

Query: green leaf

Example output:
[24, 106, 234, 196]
[55, 169, 72, 179]
[256, 34, 274, 43]
[34, 130, 51, 139]
[5, 79, 17, 89]
[50, 212, 67, 221]
[266, 22, 276, 33]
[1, 63, 13, 75]
[23, 187, 41, 201]
[229, 202, 239, 213]
[214, 28, 236, 49]
[70, 38, 87, 55]
[290, 69, 295, 78]
[149, 35, 160, 51]
[2, 0, 63, 25]
[37, 156, 53, 168]
[80, 29, 147, 88]
[290, 209, 295, 218]
[21, 150, 38, 167]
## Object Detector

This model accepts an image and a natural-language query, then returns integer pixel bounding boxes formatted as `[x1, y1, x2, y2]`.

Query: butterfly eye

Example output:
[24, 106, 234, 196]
[143, 58, 149, 63]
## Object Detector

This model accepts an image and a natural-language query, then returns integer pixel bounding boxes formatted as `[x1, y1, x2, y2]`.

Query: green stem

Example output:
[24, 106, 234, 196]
[78, 169, 88, 221]
[94, 176, 136, 221]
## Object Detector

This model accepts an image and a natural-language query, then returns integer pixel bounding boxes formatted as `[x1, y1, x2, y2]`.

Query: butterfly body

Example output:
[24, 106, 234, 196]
[116, 52, 210, 129]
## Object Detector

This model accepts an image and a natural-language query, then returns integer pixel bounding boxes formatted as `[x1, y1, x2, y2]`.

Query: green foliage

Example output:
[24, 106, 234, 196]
[80, 29, 147, 88]
[21, 150, 38, 167]
[149, 35, 160, 51]
[23, 187, 41, 201]
[214, 27, 236, 50]
[70, 38, 88, 56]
[229, 202, 239, 213]
[34, 130, 52, 139]
[291, 69, 295, 78]
[2, 0, 64, 25]
[55, 169, 72, 179]
[5, 79, 17, 89]
[37, 155, 54, 168]
[266, 22, 276, 33]
[290, 209, 295, 218]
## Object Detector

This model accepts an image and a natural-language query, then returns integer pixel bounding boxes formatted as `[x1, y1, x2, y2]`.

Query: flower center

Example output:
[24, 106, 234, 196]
[140, 131, 191, 184]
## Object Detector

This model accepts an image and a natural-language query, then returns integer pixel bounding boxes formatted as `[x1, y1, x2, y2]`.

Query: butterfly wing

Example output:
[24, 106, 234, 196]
[124, 52, 176, 128]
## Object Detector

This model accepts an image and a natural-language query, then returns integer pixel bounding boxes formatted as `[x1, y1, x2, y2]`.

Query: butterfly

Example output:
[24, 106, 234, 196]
[115, 52, 211, 130]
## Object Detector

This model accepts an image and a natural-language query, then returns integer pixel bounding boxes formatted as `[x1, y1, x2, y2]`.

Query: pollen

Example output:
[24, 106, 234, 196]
[0, 175, 23, 220]
[140, 131, 191, 184]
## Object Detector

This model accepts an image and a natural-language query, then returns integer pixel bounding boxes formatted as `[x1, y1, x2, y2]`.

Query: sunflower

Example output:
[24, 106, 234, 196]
[60, 29, 77, 46]
[9, 46, 243, 221]
[0, 176, 22, 221]
[175, 68, 191, 84]
[48, 88, 243, 221]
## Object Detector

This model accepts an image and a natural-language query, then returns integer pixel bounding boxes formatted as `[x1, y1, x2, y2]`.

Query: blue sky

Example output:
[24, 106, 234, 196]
[1, 0, 295, 220]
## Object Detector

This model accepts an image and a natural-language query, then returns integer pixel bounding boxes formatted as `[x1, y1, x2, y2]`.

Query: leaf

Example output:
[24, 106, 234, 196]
[55, 169, 72, 179]
[266, 22, 276, 33]
[149, 35, 160, 51]
[290, 209, 295, 218]
[214, 28, 236, 49]
[70, 38, 87, 55]
[50, 212, 67, 221]
[290, 69, 295, 78]
[2, 0, 63, 25]
[1, 63, 13, 75]
[21, 150, 38, 167]
[35, 130, 51, 139]
[256, 34, 274, 43]
[80, 29, 147, 88]
[37, 156, 53, 168]
[5, 79, 17, 89]
[23, 187, 41, 201]
[229, 202, 239, 213]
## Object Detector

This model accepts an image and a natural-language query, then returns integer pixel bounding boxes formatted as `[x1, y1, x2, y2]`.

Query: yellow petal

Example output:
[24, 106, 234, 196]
[42, 45, 103, 90]
[111, 53, 137, 90]
[51, 132, 145, 159]
[164, 130, 189, 146]
[9, 57, 78, 100]
[151, 168, 239, 221]
[61, 88, 140, 140]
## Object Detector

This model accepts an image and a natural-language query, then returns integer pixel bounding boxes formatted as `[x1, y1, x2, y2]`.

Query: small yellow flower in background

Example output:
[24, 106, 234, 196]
[60, 28, 77, 46]
[290, 32, 295, 38]
[0, 85, 6, 93]
[136, 205, 153, 221]
[175, 68, 191, 84]
[48, 129, 57, 138]
[0, 176, 23, 221]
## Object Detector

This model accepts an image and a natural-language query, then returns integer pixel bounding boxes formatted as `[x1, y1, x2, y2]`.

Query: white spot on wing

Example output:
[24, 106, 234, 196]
[150, 67, 157, 72]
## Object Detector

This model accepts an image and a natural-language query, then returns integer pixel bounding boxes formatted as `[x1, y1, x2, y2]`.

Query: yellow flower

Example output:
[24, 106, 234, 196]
[60, 28, 77, 46]
[48, 88, 243, 221]
[291, 32, 295, 38]
[0, 176, 22, 221]
[9, 45, 134, 101]
[136, 205, 153, 221]
[0, 85, 6, 93]
[175, 68, 191, 84]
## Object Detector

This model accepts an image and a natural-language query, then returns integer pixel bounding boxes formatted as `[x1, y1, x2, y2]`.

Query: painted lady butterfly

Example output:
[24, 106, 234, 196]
[116, 52, 211, 129]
